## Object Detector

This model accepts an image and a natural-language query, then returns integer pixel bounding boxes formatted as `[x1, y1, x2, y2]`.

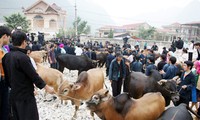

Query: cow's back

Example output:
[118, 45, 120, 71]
[157, 104, 193, 120]
[36, 64, 63, 92]
[128, 72, 147, 98]
[87, 68, 104, 94]
[57, 54, 94, 72]
[125, 92, 165, 120]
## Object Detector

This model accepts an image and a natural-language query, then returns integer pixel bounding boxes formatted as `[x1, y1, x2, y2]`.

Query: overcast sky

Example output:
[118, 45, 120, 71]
[67, 0, 200, 26]
[0, 0, 200, 33]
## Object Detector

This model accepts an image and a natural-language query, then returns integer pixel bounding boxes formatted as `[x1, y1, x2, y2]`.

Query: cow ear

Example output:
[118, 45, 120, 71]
[72, 84, 81, 90]
[104, 90, 109, 95]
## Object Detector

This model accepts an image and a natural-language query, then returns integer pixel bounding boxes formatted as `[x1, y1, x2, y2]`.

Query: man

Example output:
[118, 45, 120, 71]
[109, 53, 126, 97]
[75, 44, 83, 56]
[48, 44, 57, 69]
[145, 56, 157, 76]
[194, 42, 200, 60]
[157, 54, 167, 71]
[2, 30, 54, 120]
[0, 26, 11, 120]
[160, 56, 177, 80]
[188, 40, 194, 61]
[151, 42, 158, 51]
[106, 50, 115, 76]
[175, 37, 184, 54]
[54, 43, 61, 69]
[131, 55, 143, 72]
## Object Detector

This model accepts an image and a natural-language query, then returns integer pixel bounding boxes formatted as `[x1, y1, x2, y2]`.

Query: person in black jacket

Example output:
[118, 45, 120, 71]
[2, 30, 54, 120]
[106, 50, 115, 76]
[175, 37, 184, 54]
[109, 53, 126, 96]
[175, 61, 195, 106]
[157, 54, 167, 71]
[176, 37, 184, 49]
[123, 59, 131, 92]
[151, 42, 158, 51]
[194, 42, 200, 60]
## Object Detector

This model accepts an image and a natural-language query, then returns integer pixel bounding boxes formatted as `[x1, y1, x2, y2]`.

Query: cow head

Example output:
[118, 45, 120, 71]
[86, 89, 111, 111]
[58, 79, 85, 106]
[158, 79, 180, 103]
[58, 80, 72, 99]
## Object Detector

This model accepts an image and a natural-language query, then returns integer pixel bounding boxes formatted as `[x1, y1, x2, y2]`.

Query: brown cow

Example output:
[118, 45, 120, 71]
[86, 89, 165, 120]
[29, 50, 47, 63]
[58, 68, 104, 119]
[36, 63, 64, 93]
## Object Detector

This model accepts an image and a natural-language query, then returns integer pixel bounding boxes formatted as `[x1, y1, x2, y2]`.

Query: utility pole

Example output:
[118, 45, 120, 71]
[75, 0, 78, 40]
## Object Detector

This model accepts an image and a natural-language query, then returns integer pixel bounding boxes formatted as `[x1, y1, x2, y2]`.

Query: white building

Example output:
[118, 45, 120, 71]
[24, 0, 67, 39]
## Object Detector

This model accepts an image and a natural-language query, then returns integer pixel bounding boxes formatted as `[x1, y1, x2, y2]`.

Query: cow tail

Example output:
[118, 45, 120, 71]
[186, 105, 200, 119]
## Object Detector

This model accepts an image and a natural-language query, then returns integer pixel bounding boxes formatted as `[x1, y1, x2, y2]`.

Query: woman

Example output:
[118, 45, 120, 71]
[175, 61, 195, 106]
[191, 61, 200, 110]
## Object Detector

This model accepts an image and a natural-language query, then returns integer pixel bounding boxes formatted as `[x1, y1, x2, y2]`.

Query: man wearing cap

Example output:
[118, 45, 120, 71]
[109, 53, 126, 96]
[2, 30, 54, 120]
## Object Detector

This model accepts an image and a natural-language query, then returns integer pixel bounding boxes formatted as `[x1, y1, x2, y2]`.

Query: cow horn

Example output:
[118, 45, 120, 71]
[92, 60, 99, 63]
[172, 76, 180, 81]
[158, 79, 167, 85]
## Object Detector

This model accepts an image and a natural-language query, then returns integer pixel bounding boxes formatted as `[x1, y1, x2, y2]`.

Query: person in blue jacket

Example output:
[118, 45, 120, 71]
[145, 56, 157, 76]
[132, 55, 143, 72]
[109, 53, 126, 96]
[160, 56, 177, 80]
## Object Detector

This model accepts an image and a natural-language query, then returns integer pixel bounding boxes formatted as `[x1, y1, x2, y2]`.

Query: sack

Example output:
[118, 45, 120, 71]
[196, 75, 200, 90]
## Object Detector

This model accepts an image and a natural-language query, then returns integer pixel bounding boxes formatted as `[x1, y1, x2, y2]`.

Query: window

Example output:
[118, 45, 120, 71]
[49, 19, 56, 29]
[33, 15, 44, 28]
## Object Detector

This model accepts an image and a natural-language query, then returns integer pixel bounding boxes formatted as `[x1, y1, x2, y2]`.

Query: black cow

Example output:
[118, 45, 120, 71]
[128, 70, 179, 106]
[57, 54, 97, 74]
[96, 52, 108, 67]
[158, 103, 200, 120]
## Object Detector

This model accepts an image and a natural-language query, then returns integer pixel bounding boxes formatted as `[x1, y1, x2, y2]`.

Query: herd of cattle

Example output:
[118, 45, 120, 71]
[30, 50, 200, 120]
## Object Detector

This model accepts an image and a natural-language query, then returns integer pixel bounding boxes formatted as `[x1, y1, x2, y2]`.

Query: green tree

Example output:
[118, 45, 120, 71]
[108, 29, 114, 38]
[138, 27, 156, 40]
[73, 17, 91, 35]
[56, 29, 65, 38]
[4, 13, 30, 32]
[66, 28, 76, 38]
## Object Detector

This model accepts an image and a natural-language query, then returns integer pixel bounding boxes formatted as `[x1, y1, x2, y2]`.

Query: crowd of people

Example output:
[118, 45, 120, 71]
[0, 25, 200, 120]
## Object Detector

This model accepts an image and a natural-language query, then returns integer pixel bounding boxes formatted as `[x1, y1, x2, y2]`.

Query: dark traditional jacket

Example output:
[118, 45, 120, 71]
[2, 47, 46, 101]
[109, 58, 126, 81]
[131, 61, 143, 72]
[145, 63, 157, 76]
[178, 71, 195, 99]
[162, 64, 177, 79]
